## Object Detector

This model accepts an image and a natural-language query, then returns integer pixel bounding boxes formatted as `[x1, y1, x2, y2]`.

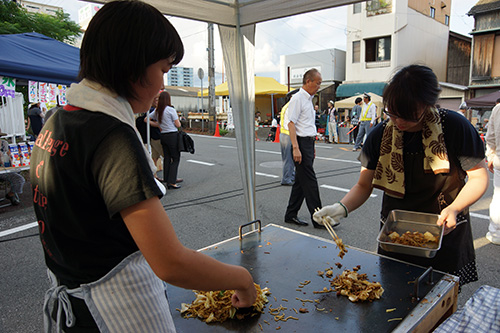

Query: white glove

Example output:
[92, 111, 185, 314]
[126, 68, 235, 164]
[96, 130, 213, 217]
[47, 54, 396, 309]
[313, 202, 348, 226]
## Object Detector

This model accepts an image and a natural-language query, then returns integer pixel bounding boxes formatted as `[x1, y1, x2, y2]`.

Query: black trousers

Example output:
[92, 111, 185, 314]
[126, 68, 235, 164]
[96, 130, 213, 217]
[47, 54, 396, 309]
[284, 136, 322, 221]
[160, 132, 181, 184]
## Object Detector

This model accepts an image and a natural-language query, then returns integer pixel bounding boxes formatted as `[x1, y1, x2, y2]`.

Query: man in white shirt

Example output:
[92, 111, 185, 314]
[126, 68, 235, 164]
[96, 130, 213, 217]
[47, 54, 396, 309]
[284, 68, 327, 229]
[353, 93, 377, 151]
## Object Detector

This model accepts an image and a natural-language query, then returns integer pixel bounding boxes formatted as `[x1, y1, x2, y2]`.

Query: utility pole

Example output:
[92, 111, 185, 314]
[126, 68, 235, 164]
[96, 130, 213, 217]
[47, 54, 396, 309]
[207, 23, 216, 133]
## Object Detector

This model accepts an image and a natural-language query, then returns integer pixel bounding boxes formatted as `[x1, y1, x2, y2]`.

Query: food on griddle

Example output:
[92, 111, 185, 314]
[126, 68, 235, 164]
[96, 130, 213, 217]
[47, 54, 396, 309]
[179, 283, 270, 323]
[330, 269, 384, 302]
[387, 230, 438, 248]
[335, 238, 347, 259]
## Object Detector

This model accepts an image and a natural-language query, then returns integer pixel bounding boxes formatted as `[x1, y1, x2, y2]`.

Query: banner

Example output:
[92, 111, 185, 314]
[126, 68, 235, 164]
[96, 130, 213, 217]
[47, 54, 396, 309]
[0, 76, 16, 98]
[29, 81, 38, 102]
[48, 83, 58, 104]
[39, 82, 48, 103]
[57, 85, 67, 105]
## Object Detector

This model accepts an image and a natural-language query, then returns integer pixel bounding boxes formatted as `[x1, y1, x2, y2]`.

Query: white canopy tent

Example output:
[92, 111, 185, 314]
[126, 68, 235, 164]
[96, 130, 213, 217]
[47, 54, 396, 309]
[90, 0, 355, 223]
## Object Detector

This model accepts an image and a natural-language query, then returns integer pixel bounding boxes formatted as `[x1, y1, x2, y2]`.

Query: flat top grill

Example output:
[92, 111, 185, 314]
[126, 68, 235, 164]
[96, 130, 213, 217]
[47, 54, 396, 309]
[167, 224, 457, 332]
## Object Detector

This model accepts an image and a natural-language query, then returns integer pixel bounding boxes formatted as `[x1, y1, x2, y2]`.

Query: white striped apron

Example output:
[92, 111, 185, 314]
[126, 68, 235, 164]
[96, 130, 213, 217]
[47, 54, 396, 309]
[43, 251, 176, 333]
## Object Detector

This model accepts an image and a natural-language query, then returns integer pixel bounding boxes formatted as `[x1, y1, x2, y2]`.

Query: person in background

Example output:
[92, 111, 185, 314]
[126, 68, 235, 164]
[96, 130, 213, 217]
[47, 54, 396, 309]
[44, 103, 62, 123]
[27, 102, 44, 137]
[255, 115, 260, 141]
[350, 97, 362, 144]
[485, 98, 500, 245]
[0, 139, 25, 205]
[137, 94, 164, 180]
[279, 94, 296, 186]
[284, 68, 332, 229]
[326, 100, 338, 144]
[32, 2, 256, 332]
[148, 90, 183, 189]
[458, 102, 468, 118]
[314, 65, 488, 288]
[353, 93, 377, 151]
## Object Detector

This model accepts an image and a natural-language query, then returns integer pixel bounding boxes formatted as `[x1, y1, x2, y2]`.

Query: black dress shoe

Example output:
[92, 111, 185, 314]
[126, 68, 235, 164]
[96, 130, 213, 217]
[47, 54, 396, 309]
[167, 184, 181, 189]
[285, 217, 308, 226]
[312, 221, 326, 229]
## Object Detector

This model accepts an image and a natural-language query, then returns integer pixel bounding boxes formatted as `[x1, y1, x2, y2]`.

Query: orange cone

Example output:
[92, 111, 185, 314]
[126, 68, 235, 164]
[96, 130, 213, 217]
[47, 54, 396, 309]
[273, 125, 280, 143]
[214, 121, 221, 137]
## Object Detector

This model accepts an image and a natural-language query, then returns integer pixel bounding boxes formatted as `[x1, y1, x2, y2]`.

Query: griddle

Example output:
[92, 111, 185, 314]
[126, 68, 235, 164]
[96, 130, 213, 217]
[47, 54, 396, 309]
[167, 224, 458, 332]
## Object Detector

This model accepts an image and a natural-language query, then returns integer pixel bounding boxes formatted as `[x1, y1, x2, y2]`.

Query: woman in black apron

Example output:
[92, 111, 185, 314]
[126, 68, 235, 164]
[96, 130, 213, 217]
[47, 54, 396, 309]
[313, 65, 488, 287]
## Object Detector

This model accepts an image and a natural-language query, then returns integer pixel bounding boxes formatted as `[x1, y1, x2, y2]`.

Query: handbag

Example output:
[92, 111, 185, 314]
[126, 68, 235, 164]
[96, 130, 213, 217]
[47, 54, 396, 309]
[178, 130, 195, 154]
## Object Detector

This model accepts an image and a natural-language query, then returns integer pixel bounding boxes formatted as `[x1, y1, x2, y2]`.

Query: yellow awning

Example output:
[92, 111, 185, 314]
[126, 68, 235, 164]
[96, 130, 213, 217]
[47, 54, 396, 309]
[198, 76, 288, 96]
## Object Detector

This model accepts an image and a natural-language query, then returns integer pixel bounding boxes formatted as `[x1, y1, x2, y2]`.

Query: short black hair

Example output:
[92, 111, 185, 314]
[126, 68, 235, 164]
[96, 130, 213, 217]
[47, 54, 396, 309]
[496, 98, 500, 104]
[355, 97, 362, 104]
[79, 0, 184, 100]
[383, 65, 441, 120]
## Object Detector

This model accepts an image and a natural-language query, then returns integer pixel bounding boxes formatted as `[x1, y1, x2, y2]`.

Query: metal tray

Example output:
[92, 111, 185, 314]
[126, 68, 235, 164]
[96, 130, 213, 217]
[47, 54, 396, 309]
[377, 210, 443, 258]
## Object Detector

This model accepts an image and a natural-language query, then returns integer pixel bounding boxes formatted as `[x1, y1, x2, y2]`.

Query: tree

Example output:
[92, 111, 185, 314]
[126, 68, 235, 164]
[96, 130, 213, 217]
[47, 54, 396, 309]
[0, 1, 81, 44]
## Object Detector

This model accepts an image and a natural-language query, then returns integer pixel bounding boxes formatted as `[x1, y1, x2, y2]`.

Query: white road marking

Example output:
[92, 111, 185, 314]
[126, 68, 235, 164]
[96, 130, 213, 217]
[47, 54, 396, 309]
[220, 145, 360, 164]
[470, 212, 489, 220]
[186, 159, 215, 166]
[256, 172, 280, 178]
[0, 222, 38, 238]
[321, 184, 377, 198]
[315, 156, 361, 164]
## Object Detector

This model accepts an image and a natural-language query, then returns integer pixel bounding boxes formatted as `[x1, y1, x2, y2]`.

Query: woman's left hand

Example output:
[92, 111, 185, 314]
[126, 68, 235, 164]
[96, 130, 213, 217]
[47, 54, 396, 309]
[437, 206, 459, 235]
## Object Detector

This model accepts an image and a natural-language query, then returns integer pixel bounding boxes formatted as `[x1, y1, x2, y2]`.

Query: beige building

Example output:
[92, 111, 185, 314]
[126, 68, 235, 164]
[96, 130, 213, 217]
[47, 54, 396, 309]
[342, 0, 452, 97]
[19, 0, 61, 16]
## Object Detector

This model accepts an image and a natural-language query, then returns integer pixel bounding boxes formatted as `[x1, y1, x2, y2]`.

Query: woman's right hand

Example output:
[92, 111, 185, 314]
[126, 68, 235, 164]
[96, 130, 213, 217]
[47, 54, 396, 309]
[231, 281, 257, 308]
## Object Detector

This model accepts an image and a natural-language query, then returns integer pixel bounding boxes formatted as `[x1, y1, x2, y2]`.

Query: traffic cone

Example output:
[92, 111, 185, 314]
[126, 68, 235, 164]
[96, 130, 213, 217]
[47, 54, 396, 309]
[273, 125, 280, 143]
[481, 133, 485, 143]
[214, 121, 221, 137]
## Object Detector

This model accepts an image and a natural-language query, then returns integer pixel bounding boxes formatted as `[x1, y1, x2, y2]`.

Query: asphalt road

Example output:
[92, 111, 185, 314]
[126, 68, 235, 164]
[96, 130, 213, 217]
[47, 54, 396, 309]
[1, 134, 499, 332]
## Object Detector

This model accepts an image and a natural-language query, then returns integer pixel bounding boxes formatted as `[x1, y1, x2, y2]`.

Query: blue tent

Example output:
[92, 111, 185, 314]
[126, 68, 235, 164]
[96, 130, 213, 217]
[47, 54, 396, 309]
[0, 32, 79, 85]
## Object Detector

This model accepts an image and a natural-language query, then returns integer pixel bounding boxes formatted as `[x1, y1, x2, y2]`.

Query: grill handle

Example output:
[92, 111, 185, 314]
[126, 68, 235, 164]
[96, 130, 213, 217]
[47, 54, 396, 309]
[239, 220, 262, 240]
[413, 266, 434, 301]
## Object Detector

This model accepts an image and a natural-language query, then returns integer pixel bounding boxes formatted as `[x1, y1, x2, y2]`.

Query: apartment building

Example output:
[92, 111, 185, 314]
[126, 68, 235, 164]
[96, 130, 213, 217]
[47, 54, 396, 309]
[341, 0, 451, 97]
[167, 67, 194, 87]
[19, 0, 61, 16]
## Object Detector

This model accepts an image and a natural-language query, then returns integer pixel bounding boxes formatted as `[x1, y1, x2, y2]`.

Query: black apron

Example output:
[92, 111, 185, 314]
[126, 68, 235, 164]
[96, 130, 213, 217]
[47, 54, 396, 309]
[377, 130, 478, 286]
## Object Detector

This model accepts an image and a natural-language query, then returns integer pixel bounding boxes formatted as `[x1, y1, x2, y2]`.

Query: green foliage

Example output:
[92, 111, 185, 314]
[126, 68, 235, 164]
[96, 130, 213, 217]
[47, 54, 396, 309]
[219, 128, 229, 136]
[0, 1, 81, 44]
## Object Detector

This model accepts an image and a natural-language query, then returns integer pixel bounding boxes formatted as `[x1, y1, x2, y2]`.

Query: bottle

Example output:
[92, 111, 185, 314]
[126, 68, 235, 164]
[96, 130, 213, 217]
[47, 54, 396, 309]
[3, 152, 11, 167]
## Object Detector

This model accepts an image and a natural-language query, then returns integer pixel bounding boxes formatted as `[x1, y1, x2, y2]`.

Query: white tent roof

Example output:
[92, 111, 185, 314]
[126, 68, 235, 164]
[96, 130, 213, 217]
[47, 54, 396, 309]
[89, 0, 357, 223]
[89, 0, 355, 27]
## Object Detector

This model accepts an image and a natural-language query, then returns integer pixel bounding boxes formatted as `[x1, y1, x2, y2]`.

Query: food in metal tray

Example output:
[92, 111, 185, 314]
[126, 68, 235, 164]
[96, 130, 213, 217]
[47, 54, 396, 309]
[330, 269, 384, 302]
[179, 283, 270, 323]
[387, 230, 438, 248]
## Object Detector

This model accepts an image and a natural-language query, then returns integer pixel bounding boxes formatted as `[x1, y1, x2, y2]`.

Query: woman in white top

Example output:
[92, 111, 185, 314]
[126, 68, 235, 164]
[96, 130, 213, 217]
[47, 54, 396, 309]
[149, 90, 182, 189]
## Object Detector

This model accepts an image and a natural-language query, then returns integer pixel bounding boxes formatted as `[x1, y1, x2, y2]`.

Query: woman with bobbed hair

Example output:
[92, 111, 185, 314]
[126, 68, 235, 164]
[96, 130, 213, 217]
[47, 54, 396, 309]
[31, 1, 256, 331]
[148, 90, 182, 189]
[314, 65, 488, 288]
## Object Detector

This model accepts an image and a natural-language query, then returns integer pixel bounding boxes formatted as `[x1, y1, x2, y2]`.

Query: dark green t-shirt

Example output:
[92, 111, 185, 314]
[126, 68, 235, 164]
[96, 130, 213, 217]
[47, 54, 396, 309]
[31, 109, 163, 287]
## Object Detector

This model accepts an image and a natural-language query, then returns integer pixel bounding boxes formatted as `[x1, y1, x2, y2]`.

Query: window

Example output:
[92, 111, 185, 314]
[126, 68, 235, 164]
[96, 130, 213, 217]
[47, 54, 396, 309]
[430, 7, 436, 19]
[353, 3, 361, 14]
[445, 15, 450, 26]
[365, 36, 391, 62]
[352, 41, 360, 63]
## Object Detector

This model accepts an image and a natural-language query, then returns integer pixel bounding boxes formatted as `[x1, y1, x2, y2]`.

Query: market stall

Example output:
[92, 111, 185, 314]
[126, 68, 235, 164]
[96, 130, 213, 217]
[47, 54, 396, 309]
[168, 224, 458, 332]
